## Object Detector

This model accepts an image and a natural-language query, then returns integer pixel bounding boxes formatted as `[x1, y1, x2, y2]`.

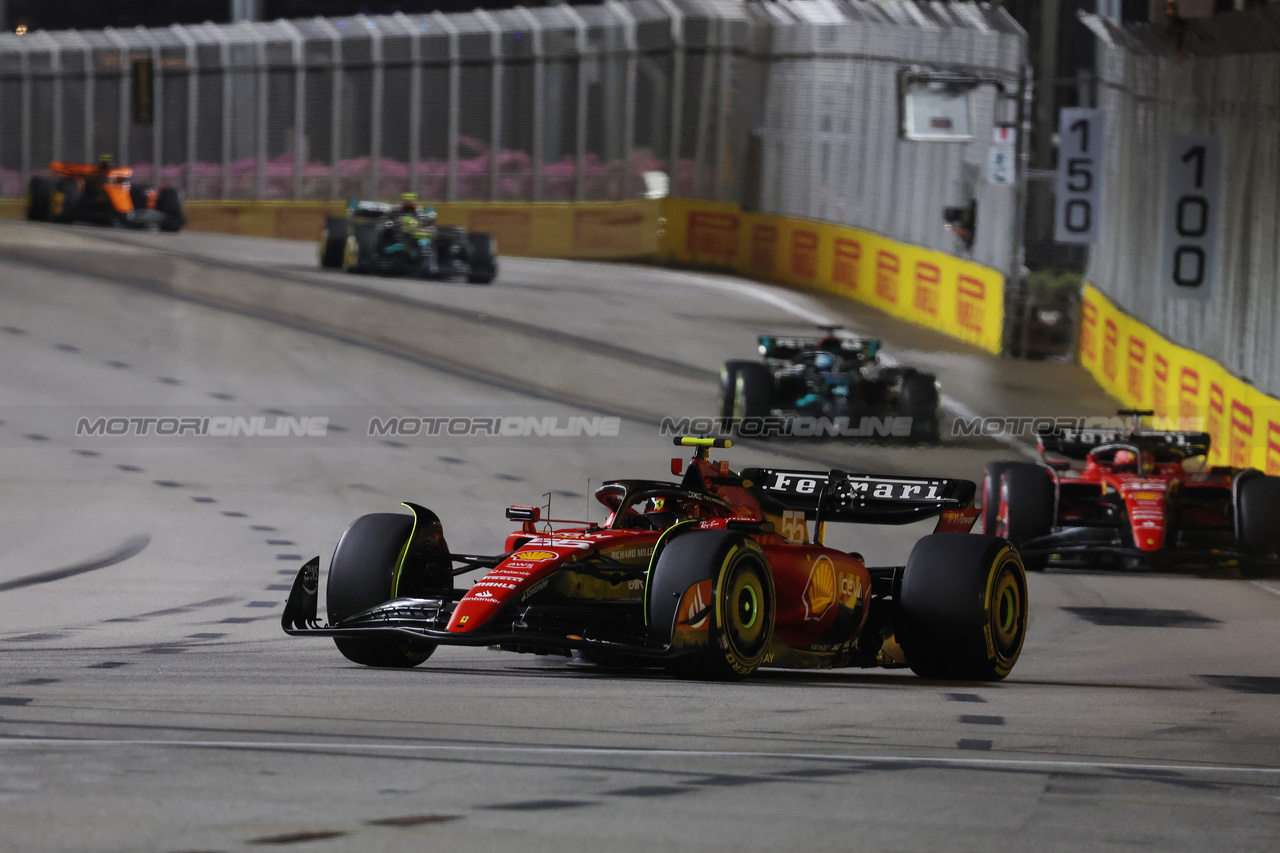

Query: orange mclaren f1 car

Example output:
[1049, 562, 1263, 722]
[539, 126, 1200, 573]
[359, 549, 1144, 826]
[26, 158, 185, 232]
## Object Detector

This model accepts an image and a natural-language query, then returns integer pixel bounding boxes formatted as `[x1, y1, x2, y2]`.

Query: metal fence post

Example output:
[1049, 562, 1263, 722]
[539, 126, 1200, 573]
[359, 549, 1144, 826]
[1006, 60, 1035, 356]
[606, 0, 637, 199]
[61, 29, 93, 163]
[252, 24, 269, 199]
[103, 28, 130, 165]
[561, 3, 588, 201]
[313, 17, 342, 202]
[203, 23, 233, 199]
[17, 34, 30, 187]
[131, 26, 162, 180]
[692, 16, 715, 198]
[363, 15, 383, 200]
[474, 9, 502, 201]
[41, 33, 62, 165]
[714, 8, 731, 203]
[433, 11, 459, 202]
[171, 24, 197, 196]
[514, 5, 544, 201]
[394, 12, 422, 196]
[277, 19, 306, 199]
[652, 0, 684, 194]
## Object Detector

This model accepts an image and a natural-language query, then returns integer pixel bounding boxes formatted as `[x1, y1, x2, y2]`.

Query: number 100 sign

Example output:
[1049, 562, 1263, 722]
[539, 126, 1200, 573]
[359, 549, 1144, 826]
[1162, 134, 1222, 301]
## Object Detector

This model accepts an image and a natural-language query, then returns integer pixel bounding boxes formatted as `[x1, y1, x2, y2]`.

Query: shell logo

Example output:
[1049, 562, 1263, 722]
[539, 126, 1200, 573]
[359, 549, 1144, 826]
[802, 556, 837, 621]
[512, 550, 559, 562]
[1130, 491, 1162, 500]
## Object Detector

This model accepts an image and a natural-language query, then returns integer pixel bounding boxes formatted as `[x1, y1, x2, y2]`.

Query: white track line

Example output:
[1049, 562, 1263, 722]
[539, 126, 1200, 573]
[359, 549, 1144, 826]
[654, 268, 1040, 460]
[1, 738, 1277, 777]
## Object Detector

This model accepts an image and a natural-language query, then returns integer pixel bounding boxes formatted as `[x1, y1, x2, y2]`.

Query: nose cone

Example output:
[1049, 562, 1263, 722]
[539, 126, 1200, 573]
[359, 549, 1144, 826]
[1123, 486, 1168, 551]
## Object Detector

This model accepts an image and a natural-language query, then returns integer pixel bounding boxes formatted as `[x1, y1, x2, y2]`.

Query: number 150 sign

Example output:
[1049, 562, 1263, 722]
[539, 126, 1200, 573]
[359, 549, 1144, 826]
[1161, 134, 1222, 301]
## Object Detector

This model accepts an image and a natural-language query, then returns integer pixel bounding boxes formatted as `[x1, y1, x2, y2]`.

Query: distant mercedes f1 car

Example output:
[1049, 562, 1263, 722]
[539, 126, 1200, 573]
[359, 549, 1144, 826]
[283, 437, 1028, 681]
[26, 158, 185, 232]
[319, 199, 497, 284]
[720, 329, 940, 441]
[984, 410, 1280, 573]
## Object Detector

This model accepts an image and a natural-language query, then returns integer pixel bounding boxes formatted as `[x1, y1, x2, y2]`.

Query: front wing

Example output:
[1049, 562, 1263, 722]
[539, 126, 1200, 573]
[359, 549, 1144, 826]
[281, 558, 673, 657]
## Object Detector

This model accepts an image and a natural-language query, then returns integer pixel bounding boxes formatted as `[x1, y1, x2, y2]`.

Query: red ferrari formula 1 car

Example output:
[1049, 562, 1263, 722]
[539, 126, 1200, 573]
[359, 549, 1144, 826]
[283, 438, 1029, 681]
[984, 410, 1280, 573]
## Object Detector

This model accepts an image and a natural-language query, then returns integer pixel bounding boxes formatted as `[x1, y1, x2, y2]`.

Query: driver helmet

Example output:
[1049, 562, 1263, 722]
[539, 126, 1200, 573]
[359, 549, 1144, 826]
[399, 191, 419, 214]
[1112, 449, 1137, 471]
[97, 153, 114, 172]
[811, 351, 836, 374]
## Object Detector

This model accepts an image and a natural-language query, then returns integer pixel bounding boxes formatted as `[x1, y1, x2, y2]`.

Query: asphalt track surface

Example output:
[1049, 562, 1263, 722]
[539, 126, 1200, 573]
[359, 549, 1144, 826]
[1, 220, 1278, 852]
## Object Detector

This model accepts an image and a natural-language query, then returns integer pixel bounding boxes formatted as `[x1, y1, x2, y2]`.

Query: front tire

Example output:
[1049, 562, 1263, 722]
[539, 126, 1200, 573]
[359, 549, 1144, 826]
[327, 512, 436, 668]
[991, 463, 1055, 571]
[896, 533, 1028, 681]
[719, 360, 757, 425]
[319, 216, 348, 268]
[652, 532, 775, 681]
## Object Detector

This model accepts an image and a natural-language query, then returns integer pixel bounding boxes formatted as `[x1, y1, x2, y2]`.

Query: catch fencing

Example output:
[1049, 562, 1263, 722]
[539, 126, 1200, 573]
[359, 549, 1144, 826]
[0, 0, 1025, 273]
[1084, 11, 1280, 399]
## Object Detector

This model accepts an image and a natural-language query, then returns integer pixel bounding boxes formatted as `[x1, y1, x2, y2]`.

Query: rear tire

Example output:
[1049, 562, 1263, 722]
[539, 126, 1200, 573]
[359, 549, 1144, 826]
[327, 512, 436, 668]
[466, 232, 496, 284]
[51, 177, 81, 223]
[27, 176, 52, 221]
[652, 532, 775, 681]
[992, 462, 1055, 571]
[156, 187, 184, 232]
[732, 363, 776, 424]
[1237, 472, 1280, 577]
[900, 371, 940, 442]
[896, 533, 1028, 680]
[319, 216, 348, 268]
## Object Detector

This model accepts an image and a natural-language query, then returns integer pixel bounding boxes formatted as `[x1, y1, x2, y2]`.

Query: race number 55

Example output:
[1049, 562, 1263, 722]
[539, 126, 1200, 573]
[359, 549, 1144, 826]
[1054, 108, 1105, 244]
[1161, 134, 1222, 301]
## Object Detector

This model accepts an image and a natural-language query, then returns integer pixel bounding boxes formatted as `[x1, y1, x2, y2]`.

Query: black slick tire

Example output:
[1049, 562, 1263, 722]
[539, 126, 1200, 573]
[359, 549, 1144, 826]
[327, 512, 436, 668]
[1236, 472, 1280, 577]
[991, 462, 1054, 571]
[719, 360, 757, 424]
[52, 177, 81, 223]
[319, 216, 348, 268]
[732, 363, 776, 424]
[900, 371, 940, 442]
[156, 187, 185, 232]
[652, 531, 775, 681]
[466, 232, 496, 284]
[896, 533, 1028, 681]
[27, 176, 53, 221]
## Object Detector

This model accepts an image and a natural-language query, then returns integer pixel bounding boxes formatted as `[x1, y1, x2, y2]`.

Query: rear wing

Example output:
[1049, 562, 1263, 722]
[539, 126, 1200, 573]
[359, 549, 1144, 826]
[757, 336, 879, 361]
[1037, 427, 1211, 460]
[348, 200, 398, 217]
[741, 467, 975, 525]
